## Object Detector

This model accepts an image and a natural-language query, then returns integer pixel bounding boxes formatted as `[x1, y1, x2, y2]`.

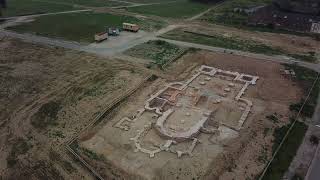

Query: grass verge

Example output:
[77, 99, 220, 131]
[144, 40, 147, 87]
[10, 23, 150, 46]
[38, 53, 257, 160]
[287, 64, 320, 118]
[262, 121, 307, 180]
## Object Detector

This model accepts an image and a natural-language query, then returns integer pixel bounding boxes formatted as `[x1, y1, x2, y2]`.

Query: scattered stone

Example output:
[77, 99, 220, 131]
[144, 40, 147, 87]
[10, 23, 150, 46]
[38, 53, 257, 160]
[205, 77, 211, 81]
[224, 88, 231, 92]
[199, 82, 206, 85]
[228, 83, 235, 87]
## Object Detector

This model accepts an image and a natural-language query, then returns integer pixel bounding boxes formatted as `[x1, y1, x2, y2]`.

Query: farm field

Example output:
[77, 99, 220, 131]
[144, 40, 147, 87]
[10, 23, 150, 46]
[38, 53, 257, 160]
[127, 0, 211, 18]
[6, 12, 165, 43]
[124, 40, 188, 67]
[2, 0, 80, 17]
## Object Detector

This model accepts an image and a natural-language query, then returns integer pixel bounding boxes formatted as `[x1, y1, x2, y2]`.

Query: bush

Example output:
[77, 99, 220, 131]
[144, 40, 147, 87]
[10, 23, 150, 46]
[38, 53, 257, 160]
[310, 135, 319, 145]
[31, 101, 61, 129]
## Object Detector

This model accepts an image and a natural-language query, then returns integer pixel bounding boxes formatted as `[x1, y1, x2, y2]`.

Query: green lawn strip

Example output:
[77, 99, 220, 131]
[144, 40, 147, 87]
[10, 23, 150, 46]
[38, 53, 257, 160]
[127, 0, 210, 18]
[7, 12, 165, 43]
[262, 121, 308, 180]
[124, 40, 186, 67]
[160, 29, 318, 62]
[2, 0, 80, 17]
[287, 64, 320, 118]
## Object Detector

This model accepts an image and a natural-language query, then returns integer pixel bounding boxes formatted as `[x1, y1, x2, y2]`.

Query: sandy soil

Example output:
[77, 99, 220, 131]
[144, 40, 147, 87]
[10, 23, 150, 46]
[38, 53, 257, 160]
[0, 37, 149, 179]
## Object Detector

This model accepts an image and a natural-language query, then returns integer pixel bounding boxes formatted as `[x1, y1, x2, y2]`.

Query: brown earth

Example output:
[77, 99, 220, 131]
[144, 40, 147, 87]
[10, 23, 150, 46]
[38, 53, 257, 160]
[184, 23, 320, 55]
[70, 50, 303, 180]
[0, 35, 305, 180]
[167, 50, 303, 180]
[0, 37, 149, 179]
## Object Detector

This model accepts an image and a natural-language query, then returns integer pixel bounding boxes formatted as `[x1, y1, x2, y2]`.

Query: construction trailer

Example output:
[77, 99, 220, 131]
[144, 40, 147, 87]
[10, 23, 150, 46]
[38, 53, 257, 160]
[94, 32, 108, 42]
[122, 23, 140, 32]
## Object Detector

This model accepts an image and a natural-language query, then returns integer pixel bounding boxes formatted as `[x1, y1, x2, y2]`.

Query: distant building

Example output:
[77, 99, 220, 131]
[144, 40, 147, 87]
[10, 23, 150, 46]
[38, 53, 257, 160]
[311, 22, 320, 33]
[248, 4, 320, 33]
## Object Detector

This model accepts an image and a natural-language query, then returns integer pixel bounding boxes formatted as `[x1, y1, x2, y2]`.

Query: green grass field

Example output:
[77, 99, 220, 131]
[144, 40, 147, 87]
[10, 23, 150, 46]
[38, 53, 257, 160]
[2, 0, 80, 17]
[127, 0, 210, 18]
[7, 12, 165, 43]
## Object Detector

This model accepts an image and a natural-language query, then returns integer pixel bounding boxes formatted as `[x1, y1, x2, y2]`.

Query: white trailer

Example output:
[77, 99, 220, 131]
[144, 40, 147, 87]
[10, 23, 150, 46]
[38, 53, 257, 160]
[94, 32, 108, 42]
[123, 23, 140, 32]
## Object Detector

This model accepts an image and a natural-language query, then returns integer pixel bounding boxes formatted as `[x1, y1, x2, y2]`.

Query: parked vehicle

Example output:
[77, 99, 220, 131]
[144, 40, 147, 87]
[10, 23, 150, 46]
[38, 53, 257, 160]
[107, 27, 120, 36]
[94, 32, 108, 42]
[122, 23, 140, 32]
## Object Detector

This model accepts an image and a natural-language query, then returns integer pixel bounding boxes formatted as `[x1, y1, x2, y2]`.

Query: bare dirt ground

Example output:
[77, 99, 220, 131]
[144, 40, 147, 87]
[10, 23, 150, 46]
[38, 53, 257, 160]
[183, 23, 320, 55]
[168, 51, 303, 180]
[70, 50, 304, 180]
[0, 37, 149, 179]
